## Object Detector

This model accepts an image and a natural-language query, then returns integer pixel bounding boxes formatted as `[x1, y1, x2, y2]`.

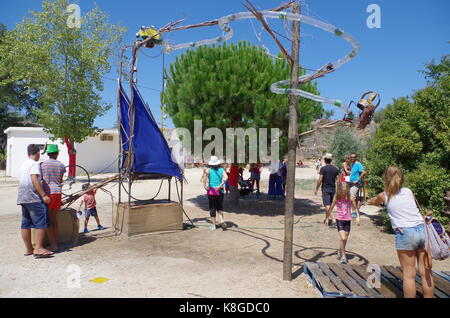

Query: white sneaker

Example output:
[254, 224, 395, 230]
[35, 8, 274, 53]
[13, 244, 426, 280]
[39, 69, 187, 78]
[340, 257, 348, 264]
[209, 225, 216, 230]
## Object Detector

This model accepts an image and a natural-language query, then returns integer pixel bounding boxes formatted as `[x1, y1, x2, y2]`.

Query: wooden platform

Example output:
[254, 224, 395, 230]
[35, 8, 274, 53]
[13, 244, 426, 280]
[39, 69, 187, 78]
[113, 200, 183, 237]
[304, 262, 450, 298]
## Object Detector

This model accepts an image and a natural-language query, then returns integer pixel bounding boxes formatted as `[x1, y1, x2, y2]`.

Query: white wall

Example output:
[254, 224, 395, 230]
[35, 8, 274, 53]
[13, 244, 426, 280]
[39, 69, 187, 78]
[5, 128, 118, 178]
[5, 129, 69, 178]
[76, 129, 119, 175]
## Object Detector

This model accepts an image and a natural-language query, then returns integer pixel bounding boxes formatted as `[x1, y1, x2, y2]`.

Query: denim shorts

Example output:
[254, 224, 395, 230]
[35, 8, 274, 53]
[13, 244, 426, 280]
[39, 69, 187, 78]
[395, 223, 425, 250]
[322, 189, 335, 206]
[85, 207, 98, 218]
[21, 202, 49, 229]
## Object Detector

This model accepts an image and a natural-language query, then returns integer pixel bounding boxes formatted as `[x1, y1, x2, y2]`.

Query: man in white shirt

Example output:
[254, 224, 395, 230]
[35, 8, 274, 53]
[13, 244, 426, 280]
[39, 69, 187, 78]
[17, 144, 53, 258]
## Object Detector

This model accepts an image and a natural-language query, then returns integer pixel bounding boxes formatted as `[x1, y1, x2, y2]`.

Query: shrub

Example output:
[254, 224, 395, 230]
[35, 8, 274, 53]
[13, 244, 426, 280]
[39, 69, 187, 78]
[366, 55, 449, 228]
[328, 127, 365, 165]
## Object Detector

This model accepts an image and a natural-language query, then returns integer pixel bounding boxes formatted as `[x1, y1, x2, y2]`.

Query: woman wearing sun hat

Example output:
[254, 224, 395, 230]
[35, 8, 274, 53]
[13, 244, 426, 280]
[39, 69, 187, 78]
[201, 156, 228, 230]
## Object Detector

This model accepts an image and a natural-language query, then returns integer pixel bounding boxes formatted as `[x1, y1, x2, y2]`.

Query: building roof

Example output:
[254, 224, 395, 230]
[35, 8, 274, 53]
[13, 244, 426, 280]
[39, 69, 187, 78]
[4, 127, 119, 135]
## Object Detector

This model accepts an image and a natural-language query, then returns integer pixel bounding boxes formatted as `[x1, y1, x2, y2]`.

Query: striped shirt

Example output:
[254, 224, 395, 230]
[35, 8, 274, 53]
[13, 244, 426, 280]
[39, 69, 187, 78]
[40, 159, 66, 194]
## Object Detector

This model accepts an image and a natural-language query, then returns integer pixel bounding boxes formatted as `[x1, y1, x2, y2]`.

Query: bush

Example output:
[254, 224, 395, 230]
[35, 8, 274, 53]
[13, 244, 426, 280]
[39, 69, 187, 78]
[328, 127, 366, 165]
[378, 208, 394, 234]
[406, 163, 450, 224]
[366, 55, 450, 227]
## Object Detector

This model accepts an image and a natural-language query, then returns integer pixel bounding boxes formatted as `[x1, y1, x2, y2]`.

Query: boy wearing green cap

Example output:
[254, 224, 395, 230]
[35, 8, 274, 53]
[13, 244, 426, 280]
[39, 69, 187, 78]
[40, 144, 66, 252]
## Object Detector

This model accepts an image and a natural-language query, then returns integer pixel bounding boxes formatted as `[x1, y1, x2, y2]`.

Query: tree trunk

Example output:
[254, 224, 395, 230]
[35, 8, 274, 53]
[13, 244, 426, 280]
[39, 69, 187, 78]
[64, 136, 77, 178]
[283, 2, 301, 281]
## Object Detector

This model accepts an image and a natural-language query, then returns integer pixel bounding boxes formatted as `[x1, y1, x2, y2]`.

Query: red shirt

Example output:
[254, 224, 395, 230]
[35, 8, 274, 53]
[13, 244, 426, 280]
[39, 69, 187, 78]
[83, 189, 97, 210]
[229, 165, 239, 187]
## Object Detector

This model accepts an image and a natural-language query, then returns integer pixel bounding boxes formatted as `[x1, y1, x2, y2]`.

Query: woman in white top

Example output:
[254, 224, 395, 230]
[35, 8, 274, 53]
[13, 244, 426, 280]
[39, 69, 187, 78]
[368, 166, 434, 298]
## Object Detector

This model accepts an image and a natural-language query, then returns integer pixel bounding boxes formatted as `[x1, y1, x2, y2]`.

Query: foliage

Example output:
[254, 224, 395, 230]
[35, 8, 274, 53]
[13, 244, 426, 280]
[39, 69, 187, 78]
[407, 163, 450, 225]
[419, 54, 450, 85]
[164, 41, 324, 161]
[327, 127, 366, 166]
[0, 0, 126, 144]
[366, 54, 450, 225]
[373, 107, 386, 123]
[0, 23, 42, 151]
[378, 208, 394, 234]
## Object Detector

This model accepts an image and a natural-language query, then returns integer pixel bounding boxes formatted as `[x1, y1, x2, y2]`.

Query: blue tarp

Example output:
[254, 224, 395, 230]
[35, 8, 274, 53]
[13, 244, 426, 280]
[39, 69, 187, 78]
[118, 81, 182, 180]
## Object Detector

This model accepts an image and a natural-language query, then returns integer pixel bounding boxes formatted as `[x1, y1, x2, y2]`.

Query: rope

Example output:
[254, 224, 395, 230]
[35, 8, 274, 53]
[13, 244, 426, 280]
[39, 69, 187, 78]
[174, 177, 195, 227]
[120, 178, 164, 201]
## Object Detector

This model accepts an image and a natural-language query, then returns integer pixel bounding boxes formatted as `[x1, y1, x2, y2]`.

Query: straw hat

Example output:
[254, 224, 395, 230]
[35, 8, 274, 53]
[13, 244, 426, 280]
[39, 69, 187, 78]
[324, 153, 333, 160]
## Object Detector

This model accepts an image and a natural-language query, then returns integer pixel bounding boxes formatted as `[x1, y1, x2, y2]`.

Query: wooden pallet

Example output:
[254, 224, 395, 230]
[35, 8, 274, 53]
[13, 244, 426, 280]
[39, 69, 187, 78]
[304, 262, 450, 298]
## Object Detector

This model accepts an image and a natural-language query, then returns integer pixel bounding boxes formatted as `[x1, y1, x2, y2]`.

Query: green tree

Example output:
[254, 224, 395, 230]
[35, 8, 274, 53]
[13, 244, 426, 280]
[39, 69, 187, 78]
[0, 0, 125, 159]
[164, 41, 324, 160]
[328, 127, 365, 166]
[366, 54, 450, 224]
[0, 23, 42, 154]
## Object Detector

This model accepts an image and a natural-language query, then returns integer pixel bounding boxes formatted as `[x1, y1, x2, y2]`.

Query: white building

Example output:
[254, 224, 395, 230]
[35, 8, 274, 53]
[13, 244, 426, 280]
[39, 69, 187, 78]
[4, 127, 119, 178]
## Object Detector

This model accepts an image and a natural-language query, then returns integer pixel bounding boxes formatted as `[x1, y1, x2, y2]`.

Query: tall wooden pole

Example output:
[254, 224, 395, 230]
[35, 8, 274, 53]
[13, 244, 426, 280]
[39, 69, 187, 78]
[283, 1, 300, 281]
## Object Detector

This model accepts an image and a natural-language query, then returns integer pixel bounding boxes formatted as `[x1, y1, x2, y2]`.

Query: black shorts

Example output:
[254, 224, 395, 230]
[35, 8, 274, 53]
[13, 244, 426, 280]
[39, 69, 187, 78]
[208, 194, 224, 217]
[322, 189, 335, 206]
[336, 219, 351, 232]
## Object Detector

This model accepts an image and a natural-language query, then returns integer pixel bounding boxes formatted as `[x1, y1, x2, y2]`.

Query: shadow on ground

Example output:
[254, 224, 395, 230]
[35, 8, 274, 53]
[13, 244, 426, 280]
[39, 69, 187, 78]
[187, 192, 324, 217]
[227, 227, 370, 279]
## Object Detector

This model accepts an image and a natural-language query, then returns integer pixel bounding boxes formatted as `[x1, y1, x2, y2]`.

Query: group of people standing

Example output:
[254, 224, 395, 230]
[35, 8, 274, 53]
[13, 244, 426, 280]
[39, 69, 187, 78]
[17, 144, 66, 258]
[314, 153, 365, 264]
[314, 152, 435, 297]
[18, 144, 105, 258]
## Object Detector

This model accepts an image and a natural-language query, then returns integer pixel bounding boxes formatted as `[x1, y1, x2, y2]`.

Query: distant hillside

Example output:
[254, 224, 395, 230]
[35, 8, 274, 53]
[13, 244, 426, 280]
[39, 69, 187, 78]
[298, 119, 378, 160]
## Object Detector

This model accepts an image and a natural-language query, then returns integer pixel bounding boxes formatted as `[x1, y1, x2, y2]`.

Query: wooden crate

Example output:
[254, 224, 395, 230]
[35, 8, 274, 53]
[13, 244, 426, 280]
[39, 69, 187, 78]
[32, 208, 79, 246]
[304, 262, 450, 298]
[113, 200, 183, 237]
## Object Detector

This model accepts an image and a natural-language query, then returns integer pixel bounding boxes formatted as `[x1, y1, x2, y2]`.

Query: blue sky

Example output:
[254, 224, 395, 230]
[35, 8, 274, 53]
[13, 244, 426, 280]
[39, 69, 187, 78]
[1, 0, 449, 129]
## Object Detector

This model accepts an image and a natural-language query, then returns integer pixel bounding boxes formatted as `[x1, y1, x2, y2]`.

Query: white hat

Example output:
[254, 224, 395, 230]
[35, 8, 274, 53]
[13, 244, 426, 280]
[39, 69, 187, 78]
[208, 156, 222, 166]
[324, 153, 333, 160]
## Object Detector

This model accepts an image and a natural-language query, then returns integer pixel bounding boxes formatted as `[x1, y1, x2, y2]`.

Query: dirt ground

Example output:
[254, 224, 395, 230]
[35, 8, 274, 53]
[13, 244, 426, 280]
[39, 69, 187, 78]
[0, 165, 448, 298]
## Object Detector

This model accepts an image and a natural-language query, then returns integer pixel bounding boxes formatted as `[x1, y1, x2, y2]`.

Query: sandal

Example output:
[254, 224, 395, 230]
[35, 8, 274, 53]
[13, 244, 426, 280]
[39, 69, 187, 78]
[33, 251, 54, 258]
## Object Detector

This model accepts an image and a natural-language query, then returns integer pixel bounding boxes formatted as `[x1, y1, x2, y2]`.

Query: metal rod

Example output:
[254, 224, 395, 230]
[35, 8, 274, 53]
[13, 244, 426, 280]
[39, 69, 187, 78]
[168, 178, 171, 202]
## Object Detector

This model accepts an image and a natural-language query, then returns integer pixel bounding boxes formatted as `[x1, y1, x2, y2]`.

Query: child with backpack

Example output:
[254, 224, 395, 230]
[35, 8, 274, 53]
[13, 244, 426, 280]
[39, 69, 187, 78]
[324, 182, 359, 264]
[78, 184, 105, 233]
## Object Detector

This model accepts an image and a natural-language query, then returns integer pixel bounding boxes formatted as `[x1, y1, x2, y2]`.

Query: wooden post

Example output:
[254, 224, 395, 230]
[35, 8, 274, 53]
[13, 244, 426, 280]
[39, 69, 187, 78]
[283, 2, 301, 281]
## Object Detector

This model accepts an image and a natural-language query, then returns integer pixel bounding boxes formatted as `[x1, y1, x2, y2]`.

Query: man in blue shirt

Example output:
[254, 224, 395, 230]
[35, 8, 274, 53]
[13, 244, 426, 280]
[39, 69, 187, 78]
[349, 153, 366, 215]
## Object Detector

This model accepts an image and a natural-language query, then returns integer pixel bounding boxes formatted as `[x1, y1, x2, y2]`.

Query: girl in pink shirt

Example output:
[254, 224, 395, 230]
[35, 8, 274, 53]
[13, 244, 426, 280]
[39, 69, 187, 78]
[324, 182, 359, 264]
[77, 184, 105, 233]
